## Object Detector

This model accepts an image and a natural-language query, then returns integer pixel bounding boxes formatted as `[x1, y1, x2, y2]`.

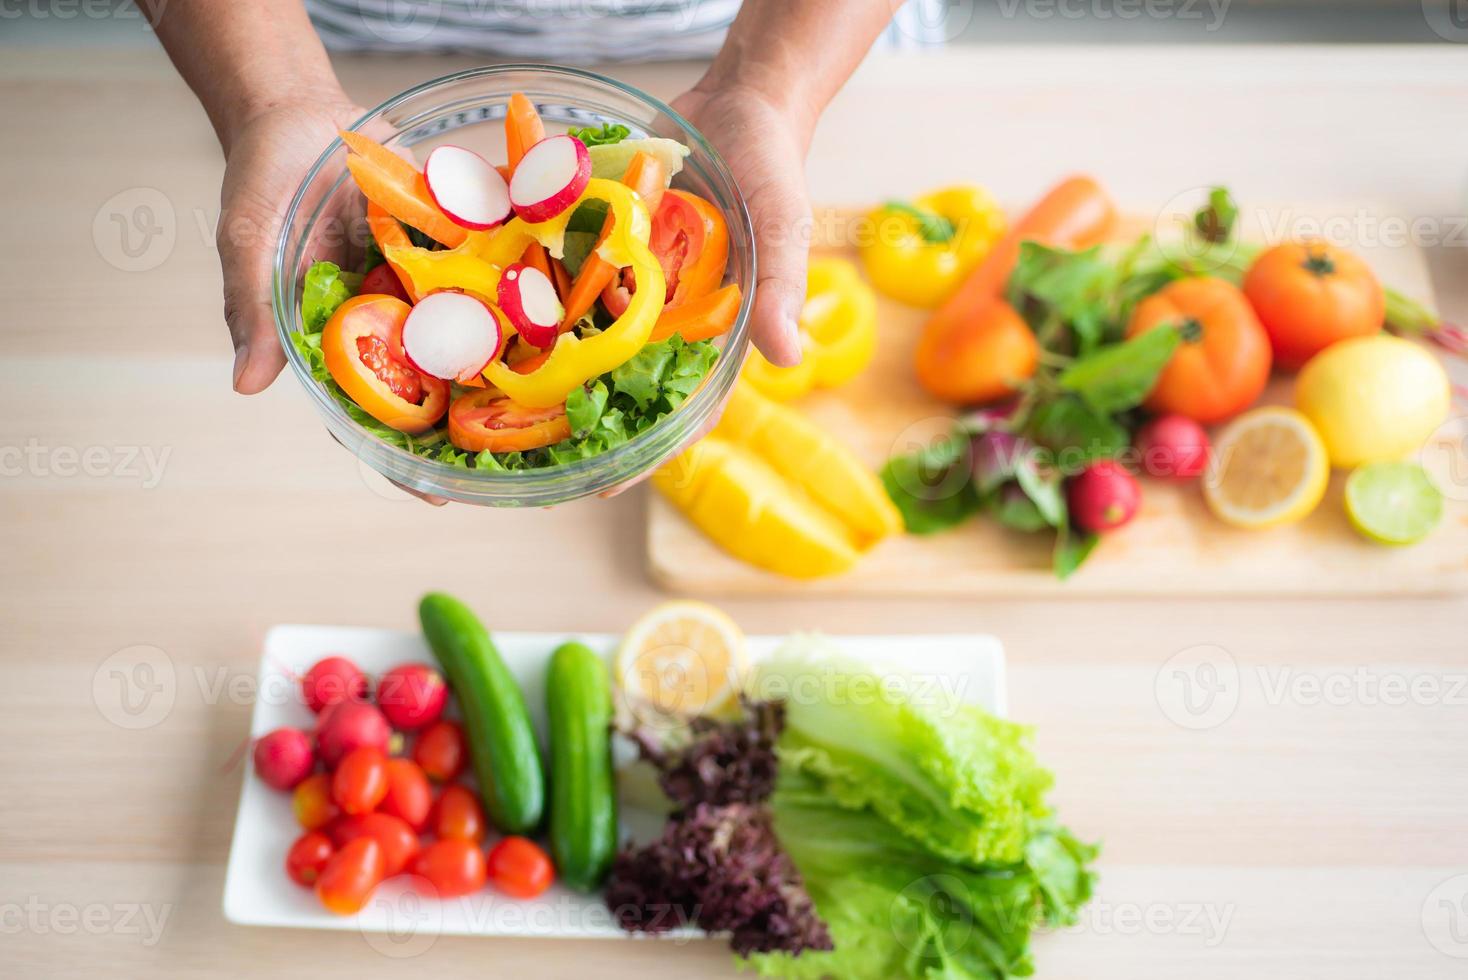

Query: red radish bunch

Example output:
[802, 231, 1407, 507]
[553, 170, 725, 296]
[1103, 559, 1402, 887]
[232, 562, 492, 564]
[316, 701, 393, 768]
[401, 292, 504, 383]
[423, 145, 512, 231]
[497, 263, 565, 348]
[377, 663, 448, 731]
[253, 728, 314, 790]
[509, 134, 590, 224]
[302, 655, 369, 714]
[1067, 460, 1141, 533]
[1134, 415, 1210, 481]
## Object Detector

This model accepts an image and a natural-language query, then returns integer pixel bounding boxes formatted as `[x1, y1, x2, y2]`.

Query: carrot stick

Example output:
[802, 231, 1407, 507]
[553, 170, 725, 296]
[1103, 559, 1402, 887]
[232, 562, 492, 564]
[549, 257, 572, 303]
[649, 284, 742, 343]
[365, 202, 420, 303]
[560, 151, 669, 330]
[520, 242, 553, 280]
[505, 92, 545, 175]
[345, 155, 467, 250]
[340, 130, 420, 188]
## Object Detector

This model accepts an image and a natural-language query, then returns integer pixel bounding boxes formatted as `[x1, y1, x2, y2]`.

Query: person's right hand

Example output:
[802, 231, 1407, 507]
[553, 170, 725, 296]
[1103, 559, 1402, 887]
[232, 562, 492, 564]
[219, 98, 365, 393]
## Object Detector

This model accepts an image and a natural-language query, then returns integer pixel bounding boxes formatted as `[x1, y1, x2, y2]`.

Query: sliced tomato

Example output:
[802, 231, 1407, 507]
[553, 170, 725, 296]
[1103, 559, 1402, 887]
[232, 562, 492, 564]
[447, 350, 570, 452]
[322, 294, 449, 434]
[361, 263, 412, 304]
[601, 190, 728, 317]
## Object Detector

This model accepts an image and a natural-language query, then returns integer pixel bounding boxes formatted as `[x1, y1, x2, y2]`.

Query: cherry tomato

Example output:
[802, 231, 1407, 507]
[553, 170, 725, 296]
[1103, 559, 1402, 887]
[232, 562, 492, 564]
[1126, 276, 1272, 424]
[413, 721, 466, 783]
[285, 831, 334, 887]
[412, 839, 487, 899]
[360, 262, 412, 304]
[292, 773, 340, 831]
[322, 294, 449, 434]
[328, 812, 420, 877]
[1242, 241, 1385, 370]
[332, 747, 389, 815]
[316, 837, 385, 915]
[379, 758, 433, 831]
[433, 784, 486, 843]
[301, 655, 369, 714]
[486, 836, 554, 899]
[377, 663, 448, 731]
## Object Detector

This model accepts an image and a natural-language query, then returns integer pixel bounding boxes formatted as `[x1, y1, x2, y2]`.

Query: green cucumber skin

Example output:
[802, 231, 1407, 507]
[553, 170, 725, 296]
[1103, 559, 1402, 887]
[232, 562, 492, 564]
[418, 593, 544, 834]
[546, 641, 617, 892]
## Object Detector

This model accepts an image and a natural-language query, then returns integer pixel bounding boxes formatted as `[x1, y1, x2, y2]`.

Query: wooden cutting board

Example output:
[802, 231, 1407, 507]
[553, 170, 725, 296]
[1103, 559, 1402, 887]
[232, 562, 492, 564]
[647, 204, 1468, 597]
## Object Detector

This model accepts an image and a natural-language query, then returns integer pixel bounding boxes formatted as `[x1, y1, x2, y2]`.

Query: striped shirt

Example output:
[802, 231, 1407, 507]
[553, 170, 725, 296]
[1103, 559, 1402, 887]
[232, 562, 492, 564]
[307, 1, 952, 60]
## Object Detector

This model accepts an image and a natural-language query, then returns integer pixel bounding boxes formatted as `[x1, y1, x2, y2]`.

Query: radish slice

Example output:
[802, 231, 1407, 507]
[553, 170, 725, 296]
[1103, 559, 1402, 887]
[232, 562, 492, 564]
[498, 263, 565, 349]
[508, 135, 590, 224]
[423, 145, 512, 231]
[401, 292, 503, 383]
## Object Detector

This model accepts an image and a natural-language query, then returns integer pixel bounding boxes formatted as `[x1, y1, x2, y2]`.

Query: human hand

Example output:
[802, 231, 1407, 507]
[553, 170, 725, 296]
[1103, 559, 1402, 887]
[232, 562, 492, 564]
[219, 98, 366, 394]
[671, 84, 813, 368]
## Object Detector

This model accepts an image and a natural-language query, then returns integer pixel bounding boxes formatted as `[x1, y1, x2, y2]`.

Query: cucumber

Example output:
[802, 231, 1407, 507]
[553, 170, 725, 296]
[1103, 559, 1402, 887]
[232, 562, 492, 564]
[546, 641, 617, 892]
[418, 593, 544, 834]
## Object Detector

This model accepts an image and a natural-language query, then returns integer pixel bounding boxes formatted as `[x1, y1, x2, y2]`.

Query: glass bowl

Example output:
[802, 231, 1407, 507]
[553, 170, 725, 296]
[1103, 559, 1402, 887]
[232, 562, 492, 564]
[273, 64, 754, 506]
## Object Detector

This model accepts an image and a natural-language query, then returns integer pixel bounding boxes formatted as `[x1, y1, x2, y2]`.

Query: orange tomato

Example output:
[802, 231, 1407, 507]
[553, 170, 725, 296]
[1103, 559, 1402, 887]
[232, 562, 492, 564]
[1242, 241, 1384, 370]
[914, 300, 1038, 405]
[446, 350, 571, 453]
[1126, 277, 1272, 425]
[321, 294, 449, 434]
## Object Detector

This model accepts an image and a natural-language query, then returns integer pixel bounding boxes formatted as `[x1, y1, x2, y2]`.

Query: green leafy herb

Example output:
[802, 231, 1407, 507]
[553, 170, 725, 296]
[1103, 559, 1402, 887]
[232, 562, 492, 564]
[1006, 242, 1119, 355]
[1021, 395, 1130, 462]
[568, 122, 631, 147]
[880, 436, 982, 535]
[1053, 521, 1099, 580]
[1194, 186, 1239, 244]
[1057, 326, 1181, 415]
[882, 200, 955, 245]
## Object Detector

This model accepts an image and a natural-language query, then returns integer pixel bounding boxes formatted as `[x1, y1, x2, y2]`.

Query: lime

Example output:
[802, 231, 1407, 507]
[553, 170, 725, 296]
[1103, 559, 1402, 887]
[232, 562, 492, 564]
[1344, 462, 1444, 545]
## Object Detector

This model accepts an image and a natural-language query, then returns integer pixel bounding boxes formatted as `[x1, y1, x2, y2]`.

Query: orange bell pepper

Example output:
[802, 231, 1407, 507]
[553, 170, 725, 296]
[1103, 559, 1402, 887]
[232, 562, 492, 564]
[340, 130, 467, 249]
[649, 284, 742, 344]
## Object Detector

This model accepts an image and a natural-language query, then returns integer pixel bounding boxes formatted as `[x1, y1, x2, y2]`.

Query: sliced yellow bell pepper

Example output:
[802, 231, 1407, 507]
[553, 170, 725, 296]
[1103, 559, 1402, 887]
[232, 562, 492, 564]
[480, 178, 664, 408]
[382, 244, 501, 305]
[742, 257, 877, 402]
[654, 379, 900, 578]
[858, 185, 1006, 309]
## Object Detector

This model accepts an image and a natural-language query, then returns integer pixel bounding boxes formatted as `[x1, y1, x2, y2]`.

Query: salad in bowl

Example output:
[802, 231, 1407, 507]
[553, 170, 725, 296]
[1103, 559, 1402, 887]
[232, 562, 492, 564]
[275, 66, 753, 505]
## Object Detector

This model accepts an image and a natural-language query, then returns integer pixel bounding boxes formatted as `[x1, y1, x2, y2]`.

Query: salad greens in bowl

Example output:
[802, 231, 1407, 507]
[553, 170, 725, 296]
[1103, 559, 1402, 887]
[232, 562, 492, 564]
[273, 65, 754, 506]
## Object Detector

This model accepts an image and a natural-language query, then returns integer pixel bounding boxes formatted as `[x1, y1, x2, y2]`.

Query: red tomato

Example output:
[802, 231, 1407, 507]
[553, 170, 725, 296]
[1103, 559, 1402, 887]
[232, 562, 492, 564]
[332, 747, 389, 815]
[361, 262, 412, 304]
[301, 656, 369, 714]
[433, 784, 486, 843]
[486, 836, 554, 899]
[447, 388, 571, 454]
[379, 758, 433, 831]
[316, 837, 385, 915]
[413, 721, 466, 783]
[377, 663, 449, 731]
[412, 839, 487, 899]
[328, 812, 419, 876]
[1242, 241, 1385, 370]
[601, 190, 726, 316]
[322, 294, 449, 434]
[292, 773, 340, 831]
[285, 831, 335, 887]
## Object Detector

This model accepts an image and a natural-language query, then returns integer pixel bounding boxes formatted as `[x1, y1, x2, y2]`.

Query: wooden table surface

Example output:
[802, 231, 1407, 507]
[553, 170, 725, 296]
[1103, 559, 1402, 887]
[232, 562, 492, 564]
[4, 45, 1468, 978]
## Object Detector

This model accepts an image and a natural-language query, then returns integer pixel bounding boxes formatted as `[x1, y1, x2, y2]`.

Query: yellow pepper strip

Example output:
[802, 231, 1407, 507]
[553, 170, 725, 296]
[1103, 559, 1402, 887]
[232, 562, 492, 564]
[653, 379, 900, 578]
[382, 243, 501, 306]
[480, 178, 665, 408]
[742, 257, 877, 402]
[858, 185, 1006, 309]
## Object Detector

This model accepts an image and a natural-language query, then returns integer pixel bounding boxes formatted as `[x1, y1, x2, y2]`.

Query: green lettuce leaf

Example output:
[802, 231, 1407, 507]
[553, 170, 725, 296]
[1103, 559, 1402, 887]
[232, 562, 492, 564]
[568, 122, 631, 147]
[300, 260, 361, 334]
[881, 435, 982, 535]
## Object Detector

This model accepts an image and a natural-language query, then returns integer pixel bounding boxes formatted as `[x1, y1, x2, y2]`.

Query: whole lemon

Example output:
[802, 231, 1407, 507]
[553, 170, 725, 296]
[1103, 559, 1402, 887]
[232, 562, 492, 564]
[1294, 335, 1450, 468]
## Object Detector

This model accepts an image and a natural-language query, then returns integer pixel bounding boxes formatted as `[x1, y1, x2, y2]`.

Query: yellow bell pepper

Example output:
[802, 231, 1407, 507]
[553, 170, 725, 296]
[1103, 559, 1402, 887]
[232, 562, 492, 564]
[480, 178, 664, 408]
[654, 380, 901, 578]
[742, 257, 877, 402]
[383, 177, 665, 408]
[858, 185, 1006, 309]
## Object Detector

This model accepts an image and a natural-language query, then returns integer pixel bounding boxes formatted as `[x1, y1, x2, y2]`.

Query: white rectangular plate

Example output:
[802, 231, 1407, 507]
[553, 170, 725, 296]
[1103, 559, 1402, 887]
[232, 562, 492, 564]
[223, 624, 1006, 938]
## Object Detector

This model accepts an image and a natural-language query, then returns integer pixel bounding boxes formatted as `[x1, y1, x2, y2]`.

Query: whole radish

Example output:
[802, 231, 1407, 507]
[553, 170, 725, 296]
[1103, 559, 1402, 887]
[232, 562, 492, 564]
[316, 701, 392, 768]
[302, 656, 369, 715]
[1134, 415, 1210, 480]
[1068, 460, 1142, 533]
[253, 727, 314, 790]
[376, 663, 448, 731]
